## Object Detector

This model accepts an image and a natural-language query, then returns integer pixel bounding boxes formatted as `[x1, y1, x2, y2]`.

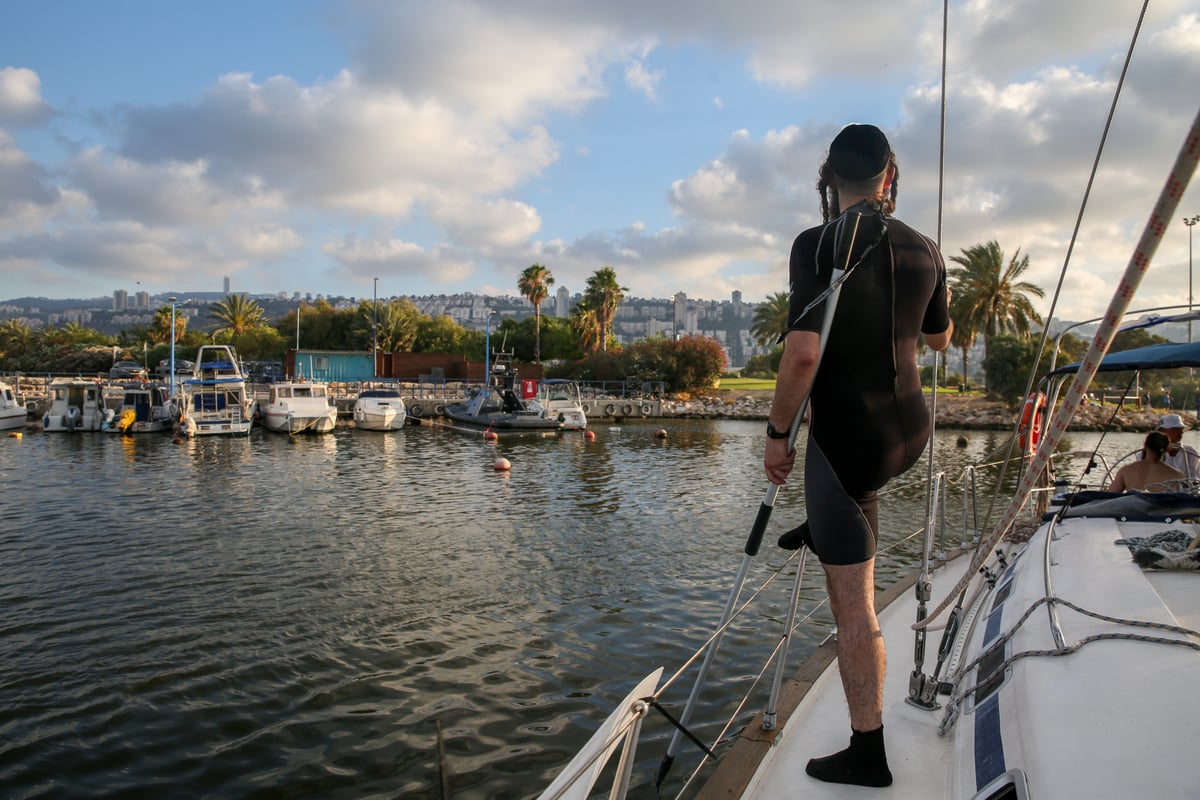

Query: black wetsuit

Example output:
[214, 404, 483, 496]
[787, 204, 950, 564]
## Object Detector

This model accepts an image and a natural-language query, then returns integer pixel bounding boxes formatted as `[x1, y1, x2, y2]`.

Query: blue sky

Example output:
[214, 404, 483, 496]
[1, 0, 1198, 322]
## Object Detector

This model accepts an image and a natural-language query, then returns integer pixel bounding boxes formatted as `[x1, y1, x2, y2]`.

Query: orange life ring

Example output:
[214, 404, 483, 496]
[1018, 391, 1047, 452]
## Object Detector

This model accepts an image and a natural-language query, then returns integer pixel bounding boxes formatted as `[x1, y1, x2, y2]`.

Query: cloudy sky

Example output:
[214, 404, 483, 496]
[1, 0, 1198, 322]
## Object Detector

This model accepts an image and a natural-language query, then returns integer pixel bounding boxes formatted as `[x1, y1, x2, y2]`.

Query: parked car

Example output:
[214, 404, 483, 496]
[155, 358, 196, 376]
[109, 360, 149, 380]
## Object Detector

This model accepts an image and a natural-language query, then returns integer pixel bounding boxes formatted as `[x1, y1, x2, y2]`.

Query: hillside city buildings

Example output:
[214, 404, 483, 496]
[3, 286, 770, 369]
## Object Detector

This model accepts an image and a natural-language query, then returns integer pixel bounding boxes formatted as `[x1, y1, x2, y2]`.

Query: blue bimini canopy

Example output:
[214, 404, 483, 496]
[1048, 340, 1200, 377]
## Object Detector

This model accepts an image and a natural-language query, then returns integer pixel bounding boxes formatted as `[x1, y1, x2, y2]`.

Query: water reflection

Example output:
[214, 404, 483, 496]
[0, 422, 1175, 799]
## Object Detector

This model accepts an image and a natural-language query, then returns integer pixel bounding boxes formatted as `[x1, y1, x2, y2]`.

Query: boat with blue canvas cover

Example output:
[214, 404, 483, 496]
[179, 345, 256, 437]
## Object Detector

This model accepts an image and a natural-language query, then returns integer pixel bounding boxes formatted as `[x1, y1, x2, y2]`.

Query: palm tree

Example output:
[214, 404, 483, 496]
[374, 299, 422, 352]
[949, 241, 1045, 363]
[210, 294, 266, 338]
[949, 292, 979, 386]
[750, 291, 791, 347]
[0, 319, 35, 358]
[151, 304, 188, 345]
[569, 298, 603, 355]
[582, 266, 627, 353]
[517, 263, 555, 362]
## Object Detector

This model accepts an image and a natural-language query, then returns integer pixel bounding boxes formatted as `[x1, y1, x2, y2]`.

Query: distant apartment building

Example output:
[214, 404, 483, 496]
[135, 291, 150, 309]
[112, 289, 128, 311]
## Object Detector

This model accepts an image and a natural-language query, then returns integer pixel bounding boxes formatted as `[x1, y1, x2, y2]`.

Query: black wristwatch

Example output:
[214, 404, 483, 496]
[766, 420, 790, 440]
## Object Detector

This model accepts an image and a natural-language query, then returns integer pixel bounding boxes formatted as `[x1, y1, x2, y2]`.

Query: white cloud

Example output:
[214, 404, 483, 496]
[0, 67, 52, 126]
[624, 59, 663, 101]
[0, 129, 58, 218]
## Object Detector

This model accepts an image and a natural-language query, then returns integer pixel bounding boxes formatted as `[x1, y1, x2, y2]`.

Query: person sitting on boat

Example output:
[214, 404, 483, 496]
[1109, 431, 1185, 492]
[1154, 413, 1200, 479]
[764, 123, 953, 789]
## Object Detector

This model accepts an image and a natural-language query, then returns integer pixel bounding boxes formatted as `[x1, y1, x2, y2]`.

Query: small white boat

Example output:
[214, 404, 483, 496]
[42, 378, 107, 432]
[179, 346, 256, 437]
[101, 382, 178, 434]
[261, 380, 337, 434]
[0, 380, 26, 431]
[354, 385, 407, 431]
[535, 379, 588, 430]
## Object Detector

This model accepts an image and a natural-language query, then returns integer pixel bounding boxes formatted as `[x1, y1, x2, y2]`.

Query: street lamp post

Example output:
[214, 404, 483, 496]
[373, 277, 379, 379]
[168, 296, 177, 398]
[484, 310, 496, 388]
[1186, 215, 1199, 344]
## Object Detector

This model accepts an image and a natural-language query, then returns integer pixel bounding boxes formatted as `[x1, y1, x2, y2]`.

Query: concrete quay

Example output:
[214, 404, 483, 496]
[657, 390, 1195, 432]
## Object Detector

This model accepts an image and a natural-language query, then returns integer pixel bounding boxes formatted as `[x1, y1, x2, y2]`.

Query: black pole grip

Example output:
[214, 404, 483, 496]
[745, 502, 774, 556]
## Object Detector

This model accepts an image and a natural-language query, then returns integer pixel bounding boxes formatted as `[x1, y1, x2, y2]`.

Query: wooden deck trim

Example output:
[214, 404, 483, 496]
[691, 556, 937, 799]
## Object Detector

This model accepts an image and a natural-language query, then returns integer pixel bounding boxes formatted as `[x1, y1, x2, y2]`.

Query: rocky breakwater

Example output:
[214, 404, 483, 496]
[661, 390, 1189, 433]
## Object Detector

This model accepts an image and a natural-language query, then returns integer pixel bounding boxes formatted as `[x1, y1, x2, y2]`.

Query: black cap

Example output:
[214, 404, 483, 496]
[828, 124, 891, 181]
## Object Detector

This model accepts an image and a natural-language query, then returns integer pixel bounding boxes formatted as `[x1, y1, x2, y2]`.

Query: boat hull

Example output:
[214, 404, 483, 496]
[262, 408, 337, 434]
[0, 407, 25, 431]
[444, 406, 563, 431]
[354, 398, 406, 431]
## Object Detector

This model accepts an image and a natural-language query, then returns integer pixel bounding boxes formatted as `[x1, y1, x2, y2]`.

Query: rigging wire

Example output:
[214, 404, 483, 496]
[977, 0, 1152, 539]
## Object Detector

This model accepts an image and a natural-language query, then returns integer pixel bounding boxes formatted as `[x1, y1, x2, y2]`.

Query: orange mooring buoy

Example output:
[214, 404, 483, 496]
[584, 430, 595, 442]
[653, 428, 668, 439]
[494, 457, 511, 471]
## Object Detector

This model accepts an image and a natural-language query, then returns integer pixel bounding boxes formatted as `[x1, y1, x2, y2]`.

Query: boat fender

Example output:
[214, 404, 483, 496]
[434, 403, 446, 416]
[604, 403, 616, 416]
[1018, 391, 1046, 452]
[641, 404, 652, 416]
[622, 403, 634, 416]
[409, 404, 423, 418]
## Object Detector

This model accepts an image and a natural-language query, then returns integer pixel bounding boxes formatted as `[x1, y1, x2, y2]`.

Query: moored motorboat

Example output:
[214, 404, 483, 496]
[179, 345, 256, 437]
[534, 378, 588, 430]
[101, 382, 178, 434]
[0, 379, 26, 431]
[354, 384, 407, 431]
[261, 379, 338, 434]
[42, 378, 107, 432]
[444, 352, 566, 433]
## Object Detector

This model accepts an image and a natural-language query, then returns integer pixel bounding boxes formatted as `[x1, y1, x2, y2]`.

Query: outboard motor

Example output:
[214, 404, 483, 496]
[64, 405, 82, 431]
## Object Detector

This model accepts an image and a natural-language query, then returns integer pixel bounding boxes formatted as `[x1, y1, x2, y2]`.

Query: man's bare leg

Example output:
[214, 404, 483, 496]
[806, 558, 893, 787]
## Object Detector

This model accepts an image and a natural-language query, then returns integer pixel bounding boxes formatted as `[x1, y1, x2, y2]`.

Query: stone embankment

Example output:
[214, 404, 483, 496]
[662, 390, 1192, 433]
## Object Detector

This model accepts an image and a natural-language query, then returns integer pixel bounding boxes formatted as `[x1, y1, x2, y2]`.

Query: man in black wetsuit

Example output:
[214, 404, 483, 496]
[763, 124, 953, 788]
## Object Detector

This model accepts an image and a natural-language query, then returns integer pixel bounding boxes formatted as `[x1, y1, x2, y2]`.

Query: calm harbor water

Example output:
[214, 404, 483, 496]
[0, 420, 1153, 799]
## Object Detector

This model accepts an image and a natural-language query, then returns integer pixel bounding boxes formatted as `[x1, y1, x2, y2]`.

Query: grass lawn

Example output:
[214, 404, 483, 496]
[718, 377, 776, 391]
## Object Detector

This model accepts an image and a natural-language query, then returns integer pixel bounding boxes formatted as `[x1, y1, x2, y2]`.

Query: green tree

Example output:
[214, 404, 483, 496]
[750, 291, 790, 347]
[231, 326, 288, 362]
[0, 319, 35, 364]
[373, 298, 422, 352]
[949, 291, 978, 386]
[981, 335, 1039, 403]
[582, 267, 627, 353]
[517, 263, 554, 363]
[569, 297, 603, 355]
[415, 314, 471, 354]
[210, 294, 266, 338]
[151, 304, 188, 345]
[949, 240, 1045, 362]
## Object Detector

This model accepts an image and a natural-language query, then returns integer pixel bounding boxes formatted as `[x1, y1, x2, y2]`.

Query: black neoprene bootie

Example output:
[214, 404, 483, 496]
[805, 725, 893, 787]
[777, 521, 813, 551]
